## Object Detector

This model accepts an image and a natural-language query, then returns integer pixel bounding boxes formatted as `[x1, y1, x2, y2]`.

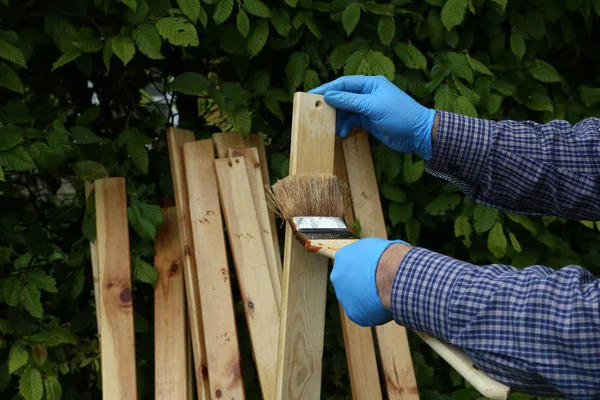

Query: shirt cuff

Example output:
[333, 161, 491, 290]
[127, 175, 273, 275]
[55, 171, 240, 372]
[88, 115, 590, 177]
[426, 111, 495, 189]
[390, 247, 470, 341]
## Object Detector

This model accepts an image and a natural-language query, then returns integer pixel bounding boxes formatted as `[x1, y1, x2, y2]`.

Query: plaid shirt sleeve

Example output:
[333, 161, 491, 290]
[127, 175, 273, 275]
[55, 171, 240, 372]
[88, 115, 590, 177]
[389, 112, 600, 399]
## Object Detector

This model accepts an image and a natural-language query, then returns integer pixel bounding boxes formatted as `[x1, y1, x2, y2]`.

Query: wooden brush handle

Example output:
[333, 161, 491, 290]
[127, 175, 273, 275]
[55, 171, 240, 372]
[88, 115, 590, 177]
[310, 238, 511, 400]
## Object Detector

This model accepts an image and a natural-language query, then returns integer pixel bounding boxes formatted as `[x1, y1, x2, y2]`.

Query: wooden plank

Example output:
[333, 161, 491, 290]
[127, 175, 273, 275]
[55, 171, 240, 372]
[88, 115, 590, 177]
[214, 157, 280, 399]
[183, 139, 245, 400]
[94, 177, 137, 400]
[243, 134, 281, 262]
[275, 93, 336, 400]
[227, 147, 282, 310]
[333, 138, 383, 400]
[167, 127, 210, 400]
[212, 132, 244, 158]
[84, 182, 101, 342]
[341, 130, 419, 400]
[154, 207, 189, 400]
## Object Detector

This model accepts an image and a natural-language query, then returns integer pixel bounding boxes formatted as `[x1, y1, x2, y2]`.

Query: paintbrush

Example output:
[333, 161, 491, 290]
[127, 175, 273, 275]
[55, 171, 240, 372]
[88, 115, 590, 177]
[267, 173, 511, 400]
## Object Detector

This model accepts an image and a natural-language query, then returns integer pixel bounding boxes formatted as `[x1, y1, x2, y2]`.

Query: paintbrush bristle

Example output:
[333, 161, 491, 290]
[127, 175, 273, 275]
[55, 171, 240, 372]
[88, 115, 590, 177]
[266, 173, 352, 221]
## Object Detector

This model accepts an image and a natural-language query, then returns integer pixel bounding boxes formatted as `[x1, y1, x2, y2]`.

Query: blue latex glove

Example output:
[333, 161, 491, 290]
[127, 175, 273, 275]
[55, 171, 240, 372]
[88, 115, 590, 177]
[309, 75, 437, 160]
[331, 237, 407, 327]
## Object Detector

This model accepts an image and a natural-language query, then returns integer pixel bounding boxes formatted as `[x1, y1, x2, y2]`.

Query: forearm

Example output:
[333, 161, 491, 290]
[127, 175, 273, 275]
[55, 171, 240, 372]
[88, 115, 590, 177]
[376, 245, 600, 399]
[426, 111, 600, 220]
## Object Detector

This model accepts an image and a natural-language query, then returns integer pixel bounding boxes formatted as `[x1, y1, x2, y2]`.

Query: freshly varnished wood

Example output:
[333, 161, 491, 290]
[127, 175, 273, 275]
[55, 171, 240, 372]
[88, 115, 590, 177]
[94, 177, 137, 400]
[183, 139, 245, 400]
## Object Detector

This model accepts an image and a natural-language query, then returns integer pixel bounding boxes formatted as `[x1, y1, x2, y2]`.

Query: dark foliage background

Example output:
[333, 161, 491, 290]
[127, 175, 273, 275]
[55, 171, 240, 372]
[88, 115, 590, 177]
[0, 0, 599, 398]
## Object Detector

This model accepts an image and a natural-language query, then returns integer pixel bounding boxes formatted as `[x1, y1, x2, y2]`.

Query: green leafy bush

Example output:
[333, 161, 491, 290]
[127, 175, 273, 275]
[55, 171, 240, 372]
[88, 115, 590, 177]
[0, 0, 599, 398]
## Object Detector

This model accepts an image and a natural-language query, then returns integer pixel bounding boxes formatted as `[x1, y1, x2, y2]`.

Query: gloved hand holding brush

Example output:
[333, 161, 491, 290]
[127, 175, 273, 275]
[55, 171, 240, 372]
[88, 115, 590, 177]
[309, 75, 437, 160]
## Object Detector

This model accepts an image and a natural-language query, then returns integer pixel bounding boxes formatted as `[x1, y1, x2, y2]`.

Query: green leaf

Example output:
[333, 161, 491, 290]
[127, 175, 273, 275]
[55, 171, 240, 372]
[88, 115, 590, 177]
[447, 52, 473, 83]
[271, 11, 291, 37]
[127, 141, 149, 174]
[44, 377, 62, 400]
[380, 182, 407, 203]
[156, 17, 199, 46]
[454, 96, 477, 117]
[403, 153, 424, 185]
[177, 0, 200, 21]
[0, 37, 26, 67]
[525, 93, 553, 112]
[73, 28, 103, 53]
[4, 277, 21, 307]
[70, 126, 106, 145]
[466, 54, 493, 76]
[580, 86, 600, 107]
[244, 0, 270, 17]
[491, 0, 507, 12]
[133, 255, 158, 285]
[170, 72, 208, 95]
[510, 32, 526, 61]
[343, 3, 361, 36]
[22, 284, 43, 319]
[230, 108, 252, 135]
[441, 0, 467, 31]
[425, 193, 462, 215]
[394, 43, 427, 69]
[213, 0, 234, 24]
[237, 10, 250, 37]
[488, 221, 507, 258]
[128, 205, 157, 241]
[0, 166, 4, 181]
[389, 202, 413, 226]
[0, 62, 23, 93]
[434, 84, 454, 111]
[303, 69, 320, 91]
[31, 344, 47, 365]
[454, 214, 472, 246]
[362, 1, 394, 15]
[365, 51, 395, 80]
[473, 204, 498, 233]
[285, 52, 308, 91]
[19, 367, 43, 400]
[525, 9, 545, 40]
[0, 146, 36, 171]
[121, 0, 138, 10]
[128, 0, 149, 24]
[51, 49, 82, 71]
[112, 35, 135, 66]
[527, 59, 561, 83]
[493, 80, 516, 96]
[0, 125, 23, 150]
[70, 268, 85, 299]
[509, 232, 522, 252]
[505, 212, 538, 234]
[405, 218, 420, 245]
[74, 160, 108, 181]
[9, 346, 29, 374]
[247, 20, 269, 58]
[103, 39, 114, 73]
[27, 270, 57, 293]
[133, 23, 164, 59]
[378, 17, 395, 46]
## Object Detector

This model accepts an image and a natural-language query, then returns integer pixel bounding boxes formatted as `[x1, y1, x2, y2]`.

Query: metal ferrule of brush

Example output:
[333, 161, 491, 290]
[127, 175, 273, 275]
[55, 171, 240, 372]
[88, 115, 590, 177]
[291, 217, 355, 240]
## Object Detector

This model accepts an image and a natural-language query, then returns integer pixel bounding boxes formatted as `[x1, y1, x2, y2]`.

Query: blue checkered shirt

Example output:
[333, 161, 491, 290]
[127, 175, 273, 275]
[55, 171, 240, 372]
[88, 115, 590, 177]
[390, 111, 600, 399]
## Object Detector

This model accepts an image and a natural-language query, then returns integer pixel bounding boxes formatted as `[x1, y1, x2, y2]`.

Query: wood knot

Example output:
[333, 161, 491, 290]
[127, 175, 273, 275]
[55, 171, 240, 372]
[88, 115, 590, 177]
[215, 389, 222, 398]
[228, 160, 233, 167]
[201, 365, 208, 378]
[253, 162, 260, 169]
[106, 282, 113, 289]
[231, 150, 241, 157]
[247, 301, 254, 309]
[169, 261, 179, 276]
[234, 158, 240, 163]
[120, 288, 132, 303]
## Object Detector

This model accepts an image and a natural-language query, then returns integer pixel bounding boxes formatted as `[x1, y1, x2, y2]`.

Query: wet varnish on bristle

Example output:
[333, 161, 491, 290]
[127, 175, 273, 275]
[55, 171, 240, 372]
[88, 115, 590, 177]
[266, 173, 352, 221]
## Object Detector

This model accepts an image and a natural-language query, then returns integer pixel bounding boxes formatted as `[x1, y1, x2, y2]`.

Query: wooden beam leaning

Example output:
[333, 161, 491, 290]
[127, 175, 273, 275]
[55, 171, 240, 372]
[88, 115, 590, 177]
[333, 138, 383, 400]
[94, 177, 137, 400]
[212, 132, 245, 158]
[84, 182, 101, 343]
[341, 130, 419, 400]
[166, 127, 210, 400]
[243, 134, 281, 262]
[275, 93, 336, 400]
[183, 139, 245, 400]
[227, 147, 282, 310]
[154, 207, 189, 400]
[214, 156, 280, 399]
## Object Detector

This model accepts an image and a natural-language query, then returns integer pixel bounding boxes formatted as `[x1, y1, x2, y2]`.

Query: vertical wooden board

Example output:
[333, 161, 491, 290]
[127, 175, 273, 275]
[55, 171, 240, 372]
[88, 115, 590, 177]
[154, 207, 189, 400]
[212, 132, 245, 158]
[94, 177, 137, 400]
[227, 147, 282, 310]
[342, 130, 419, 400]
[243, 135, 282, 266]
[333, 138, 383, 400]
[167, 127, 210, 400]
[84, 182, 101, 342]
[214, 157, 280, 399]
[275, 93, 336, 400]
[183, 139, 245, 400]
